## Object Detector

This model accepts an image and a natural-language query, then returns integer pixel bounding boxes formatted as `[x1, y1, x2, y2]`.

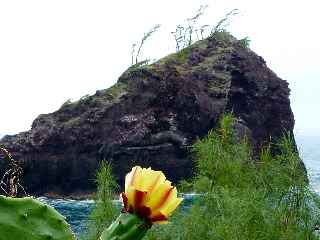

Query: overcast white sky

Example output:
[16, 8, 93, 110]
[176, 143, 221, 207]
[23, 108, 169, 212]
[0, 0, 319, 137]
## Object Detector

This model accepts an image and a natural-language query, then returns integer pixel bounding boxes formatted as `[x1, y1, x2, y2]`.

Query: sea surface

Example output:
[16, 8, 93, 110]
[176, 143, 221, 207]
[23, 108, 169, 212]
[39, 193, 196, 237]
[20, 135, 320, 237]
[296, 135, 320, 194]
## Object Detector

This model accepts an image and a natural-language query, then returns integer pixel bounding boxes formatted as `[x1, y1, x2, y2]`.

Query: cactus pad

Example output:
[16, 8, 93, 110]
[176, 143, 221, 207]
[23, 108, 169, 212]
[0, 195, 75, 240]
[100, 213, 149, 240]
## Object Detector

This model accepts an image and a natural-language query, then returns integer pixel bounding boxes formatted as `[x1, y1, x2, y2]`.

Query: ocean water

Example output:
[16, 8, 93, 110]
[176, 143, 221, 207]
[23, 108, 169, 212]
[40, 193, 196, 237]
[296, 135, 320, 194]
[38, 197, 95, 236]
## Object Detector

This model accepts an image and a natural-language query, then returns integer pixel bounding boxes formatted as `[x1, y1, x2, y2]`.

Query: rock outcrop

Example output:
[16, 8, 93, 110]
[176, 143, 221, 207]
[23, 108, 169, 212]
[0, 35, 297, 194]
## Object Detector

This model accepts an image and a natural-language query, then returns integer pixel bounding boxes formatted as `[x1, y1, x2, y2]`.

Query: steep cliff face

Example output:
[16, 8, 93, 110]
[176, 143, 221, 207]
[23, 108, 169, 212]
[0, 35, 297, 194]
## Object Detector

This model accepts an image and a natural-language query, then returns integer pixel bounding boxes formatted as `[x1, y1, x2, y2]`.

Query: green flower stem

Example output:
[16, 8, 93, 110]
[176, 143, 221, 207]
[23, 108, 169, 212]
[100, 213, 150, 240]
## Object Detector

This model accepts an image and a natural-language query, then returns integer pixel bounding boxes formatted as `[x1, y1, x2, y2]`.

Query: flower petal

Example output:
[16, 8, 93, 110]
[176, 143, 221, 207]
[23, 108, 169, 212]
[134, 189, 147, 209]
[156, 197, 183, 217]
[123, 166, 183, 224]
[144, 181, 173, 213]
[149, 187, 182, 218]
[125, 166, 142, 192]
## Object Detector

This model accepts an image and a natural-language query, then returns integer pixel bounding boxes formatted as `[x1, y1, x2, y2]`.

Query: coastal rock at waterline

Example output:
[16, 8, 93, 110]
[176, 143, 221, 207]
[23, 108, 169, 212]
[0, 35, 299, 194]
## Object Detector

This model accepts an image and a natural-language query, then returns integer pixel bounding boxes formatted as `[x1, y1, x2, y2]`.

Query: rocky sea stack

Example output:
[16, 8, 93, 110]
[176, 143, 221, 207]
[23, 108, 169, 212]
[0, 35, 298, 195]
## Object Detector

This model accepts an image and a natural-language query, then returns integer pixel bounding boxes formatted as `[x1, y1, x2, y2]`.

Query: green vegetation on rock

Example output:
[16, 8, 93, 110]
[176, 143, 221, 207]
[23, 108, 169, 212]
[105, 82, 127, 99]
[238, 37, 251, 48]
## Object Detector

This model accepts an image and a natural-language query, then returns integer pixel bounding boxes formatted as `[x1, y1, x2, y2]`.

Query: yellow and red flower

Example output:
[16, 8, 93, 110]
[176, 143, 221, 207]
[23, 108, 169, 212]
[120, 166, 183, 224]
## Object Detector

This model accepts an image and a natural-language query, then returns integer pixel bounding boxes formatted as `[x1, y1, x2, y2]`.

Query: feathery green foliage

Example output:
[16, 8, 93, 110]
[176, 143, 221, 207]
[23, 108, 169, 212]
[81, 161, 118, 240]
[143, 114, 320, 240]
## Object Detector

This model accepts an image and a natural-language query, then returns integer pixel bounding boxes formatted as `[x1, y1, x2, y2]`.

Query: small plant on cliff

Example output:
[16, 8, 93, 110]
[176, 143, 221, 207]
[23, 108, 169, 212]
[131, 24, 161, 65]
[238, 37, 251, 48]
[210, 8, 239, 36]
[171, 5, 208, 51]
[80, 94, 91, 102]
[171, 6, 241, 52]
[208, 8, 240, 44]
[60, 99, 73, 108]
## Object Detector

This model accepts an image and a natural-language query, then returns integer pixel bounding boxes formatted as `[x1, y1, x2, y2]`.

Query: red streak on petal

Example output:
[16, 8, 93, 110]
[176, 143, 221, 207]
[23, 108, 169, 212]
[134, 190, 147, 210]
[150, 213, 168, 222]
[137, 206, 152, 219]
[121, 192, 129, 211]
[154, 187, 174, 210]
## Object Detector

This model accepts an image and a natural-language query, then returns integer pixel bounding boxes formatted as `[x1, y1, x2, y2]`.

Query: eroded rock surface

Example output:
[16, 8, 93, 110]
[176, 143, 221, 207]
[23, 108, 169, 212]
[0, 35, 297, 194]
